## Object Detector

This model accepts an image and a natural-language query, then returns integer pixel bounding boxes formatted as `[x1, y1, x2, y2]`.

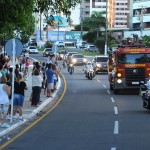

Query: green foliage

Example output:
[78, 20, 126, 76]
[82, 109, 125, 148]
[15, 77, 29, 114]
[44, 41, 54, 48]
[95, 37, 105, 54]
[82, 31, 97, 43]
[142, 35, 150, 47]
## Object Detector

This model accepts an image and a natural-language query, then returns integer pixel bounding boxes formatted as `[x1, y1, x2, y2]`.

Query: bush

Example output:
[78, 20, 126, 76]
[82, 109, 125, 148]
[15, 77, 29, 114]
[44, 41, 53, 48]
[95, 37, 105, 54]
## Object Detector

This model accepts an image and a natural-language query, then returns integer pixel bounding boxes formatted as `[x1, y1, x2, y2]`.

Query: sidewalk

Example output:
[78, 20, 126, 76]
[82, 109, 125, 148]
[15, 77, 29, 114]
[0, 59, 61, 137]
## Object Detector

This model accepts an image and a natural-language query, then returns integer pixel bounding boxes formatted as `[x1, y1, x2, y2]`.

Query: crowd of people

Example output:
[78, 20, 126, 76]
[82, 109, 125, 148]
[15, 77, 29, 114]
[0, 53, 59, 128]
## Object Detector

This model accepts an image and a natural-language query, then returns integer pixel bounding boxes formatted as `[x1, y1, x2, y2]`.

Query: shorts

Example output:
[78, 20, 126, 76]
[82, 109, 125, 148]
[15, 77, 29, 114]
[47, 83, 54, 90]
[13, 94, 24, 107]
[0, 104, 9, 113]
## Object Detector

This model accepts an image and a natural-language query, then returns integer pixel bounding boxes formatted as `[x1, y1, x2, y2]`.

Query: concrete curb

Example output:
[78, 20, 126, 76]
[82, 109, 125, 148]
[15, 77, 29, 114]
[0, 70, 62, 138]
[29, 76, 61, 118]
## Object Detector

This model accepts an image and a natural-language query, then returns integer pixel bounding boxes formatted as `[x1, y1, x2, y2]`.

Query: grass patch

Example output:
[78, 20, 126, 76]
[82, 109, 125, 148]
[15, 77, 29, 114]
[58, 48, 101, 56]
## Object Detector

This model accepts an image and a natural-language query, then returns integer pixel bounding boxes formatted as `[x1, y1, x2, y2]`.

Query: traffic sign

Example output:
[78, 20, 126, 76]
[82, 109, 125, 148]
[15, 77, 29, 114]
[5, 39, 23, 57]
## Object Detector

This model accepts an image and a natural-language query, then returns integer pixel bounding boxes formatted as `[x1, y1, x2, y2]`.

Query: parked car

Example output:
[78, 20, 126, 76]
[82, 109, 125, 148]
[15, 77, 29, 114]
[92, 56, 108, 73]
[58, 50, 68, 60]
[84, 45, 98, 52]
[28, 46, 38, 54]
[70, 54, 87, 66]
[76, 41, 88, 49]
[43, 48, 54, 57]
[55, 41, 65, 47]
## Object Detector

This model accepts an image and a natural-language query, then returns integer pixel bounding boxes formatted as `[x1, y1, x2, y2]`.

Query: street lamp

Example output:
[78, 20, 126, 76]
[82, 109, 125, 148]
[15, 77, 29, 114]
[104, 0, 108, 55]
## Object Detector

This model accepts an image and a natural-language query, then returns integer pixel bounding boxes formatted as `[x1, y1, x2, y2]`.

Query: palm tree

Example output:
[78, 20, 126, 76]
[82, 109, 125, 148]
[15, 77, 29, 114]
[88, 11, 106, 37]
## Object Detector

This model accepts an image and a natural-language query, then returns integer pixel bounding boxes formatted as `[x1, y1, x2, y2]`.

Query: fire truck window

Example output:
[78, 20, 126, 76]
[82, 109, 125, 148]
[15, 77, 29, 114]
[137, 54, 150, 63]
[118, 54, 150, 64]
[118, 54, 126, 64]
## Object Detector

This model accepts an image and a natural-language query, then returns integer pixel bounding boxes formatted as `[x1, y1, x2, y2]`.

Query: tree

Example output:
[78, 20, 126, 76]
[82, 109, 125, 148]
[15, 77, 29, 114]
[142, 35, 150, 47]
[0, 0, 35, 44]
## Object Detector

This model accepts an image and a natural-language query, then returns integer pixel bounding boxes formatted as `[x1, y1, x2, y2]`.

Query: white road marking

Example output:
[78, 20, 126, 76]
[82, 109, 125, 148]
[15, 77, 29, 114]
[107, 90, 111, 94]
[111, 148, 116, 150]
[111, 97, 115, 103]
[114, 121, 119, 134]
[114, 107, 118, 115]
[103, 84, 107, 88]
[97, 79, 101, 83]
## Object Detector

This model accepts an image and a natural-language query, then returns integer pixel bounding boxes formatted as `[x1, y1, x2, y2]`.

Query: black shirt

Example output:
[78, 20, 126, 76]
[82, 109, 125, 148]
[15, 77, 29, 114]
[14, 81, 26, 96]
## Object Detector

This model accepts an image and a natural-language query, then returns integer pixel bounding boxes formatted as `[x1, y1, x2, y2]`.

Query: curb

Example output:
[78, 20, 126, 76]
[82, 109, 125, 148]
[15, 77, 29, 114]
[0, 74, 61, 138]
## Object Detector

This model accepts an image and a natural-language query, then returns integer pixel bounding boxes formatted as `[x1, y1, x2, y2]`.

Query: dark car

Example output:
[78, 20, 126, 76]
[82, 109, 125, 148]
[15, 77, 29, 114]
[58, 50, 68, 60]
[22, 45, 28, 53]
[92, 56, 108, 73]
[70, 54, 87, 66]
[43, 48, 54, 57]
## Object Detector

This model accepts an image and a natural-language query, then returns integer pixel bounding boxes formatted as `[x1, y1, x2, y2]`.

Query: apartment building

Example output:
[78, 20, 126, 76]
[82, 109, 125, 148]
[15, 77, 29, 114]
[129, 0, 150, 31]
[80, 0, 129, 29]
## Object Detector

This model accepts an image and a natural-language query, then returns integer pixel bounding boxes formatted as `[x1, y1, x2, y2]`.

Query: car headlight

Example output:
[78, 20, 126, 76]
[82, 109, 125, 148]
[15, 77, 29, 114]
[83, 58, 87, 62]
[96, 63, 101, 67]
[72, 59, 77, 63]
[45, 52, 48, 54]
[70, 64, 73, 67]
[117, 79, 122, 84]
[60, 54, 64, 58]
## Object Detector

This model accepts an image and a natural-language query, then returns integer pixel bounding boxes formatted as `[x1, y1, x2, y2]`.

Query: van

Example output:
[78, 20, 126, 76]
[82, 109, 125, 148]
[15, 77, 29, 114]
[76, 41, 88, 49]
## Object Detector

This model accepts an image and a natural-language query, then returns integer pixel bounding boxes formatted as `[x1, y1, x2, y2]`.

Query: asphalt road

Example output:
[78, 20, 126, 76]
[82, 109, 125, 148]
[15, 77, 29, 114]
[3, 52, 150, 150]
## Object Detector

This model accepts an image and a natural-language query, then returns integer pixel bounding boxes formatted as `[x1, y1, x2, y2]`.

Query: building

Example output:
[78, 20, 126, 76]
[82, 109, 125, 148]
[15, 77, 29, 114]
[108, 0, 129, 29]
[129, 0, 150, 32]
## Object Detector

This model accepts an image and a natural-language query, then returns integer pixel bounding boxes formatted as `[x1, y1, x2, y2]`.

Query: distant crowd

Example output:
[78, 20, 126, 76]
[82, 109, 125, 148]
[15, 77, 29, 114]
[0, 53, 59, 128]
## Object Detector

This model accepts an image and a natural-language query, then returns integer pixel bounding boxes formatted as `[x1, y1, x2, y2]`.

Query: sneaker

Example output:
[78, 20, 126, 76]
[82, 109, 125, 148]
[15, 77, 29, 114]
[19, 117, 24, 122]
[1, 123, 10, 128]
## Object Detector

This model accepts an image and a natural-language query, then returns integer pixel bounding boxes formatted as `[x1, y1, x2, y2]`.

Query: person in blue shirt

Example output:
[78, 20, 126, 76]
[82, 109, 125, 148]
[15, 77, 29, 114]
[46, 64, 55, 97]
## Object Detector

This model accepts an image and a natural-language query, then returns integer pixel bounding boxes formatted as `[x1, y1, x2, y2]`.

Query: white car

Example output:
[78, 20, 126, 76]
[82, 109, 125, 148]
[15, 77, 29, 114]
[84, 45, 98, 52]
[28, 46, 38, 54]
[54, 41, 65, 47]
[76, 41, 88, 49]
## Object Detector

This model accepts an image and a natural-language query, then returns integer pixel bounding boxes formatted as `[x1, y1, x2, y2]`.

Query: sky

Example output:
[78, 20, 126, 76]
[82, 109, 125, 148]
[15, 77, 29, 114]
[70, 4, 80, 25]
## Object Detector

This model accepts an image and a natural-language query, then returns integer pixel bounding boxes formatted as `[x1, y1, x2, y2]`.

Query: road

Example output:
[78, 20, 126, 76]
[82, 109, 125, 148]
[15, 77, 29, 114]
[2, 52, 150, 150]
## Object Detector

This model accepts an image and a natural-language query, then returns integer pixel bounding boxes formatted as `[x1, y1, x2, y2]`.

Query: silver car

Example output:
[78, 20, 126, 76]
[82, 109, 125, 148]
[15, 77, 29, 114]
[28, 46, 38, 54]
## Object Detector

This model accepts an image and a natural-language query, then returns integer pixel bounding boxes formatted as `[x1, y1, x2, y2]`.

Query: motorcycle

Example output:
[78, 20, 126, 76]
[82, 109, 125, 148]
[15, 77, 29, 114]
[85, 69, 95, 80]
[140, 82, 150, 109]
[68, 63, 74, 74]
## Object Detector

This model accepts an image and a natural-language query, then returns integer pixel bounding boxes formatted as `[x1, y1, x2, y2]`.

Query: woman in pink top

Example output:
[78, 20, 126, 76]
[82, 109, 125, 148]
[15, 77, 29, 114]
[25, 58, 30, 76]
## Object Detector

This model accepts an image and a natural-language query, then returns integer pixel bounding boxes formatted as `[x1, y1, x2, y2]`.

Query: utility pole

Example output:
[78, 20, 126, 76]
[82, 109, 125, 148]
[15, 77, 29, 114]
[104, 0, 108, 55]
[80, 0, 83, 40]
[40, 11, 42, 41]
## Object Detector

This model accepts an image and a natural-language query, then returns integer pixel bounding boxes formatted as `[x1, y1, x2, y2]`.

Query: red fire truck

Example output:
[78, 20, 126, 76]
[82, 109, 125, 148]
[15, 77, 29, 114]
[108, 37, 150, 94]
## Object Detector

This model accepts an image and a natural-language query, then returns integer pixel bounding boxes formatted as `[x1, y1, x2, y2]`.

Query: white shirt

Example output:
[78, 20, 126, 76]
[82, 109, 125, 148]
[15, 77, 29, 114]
[32, 75, 43, 87]
[0, 84, 9, 104]
[86, 64, 93, 70]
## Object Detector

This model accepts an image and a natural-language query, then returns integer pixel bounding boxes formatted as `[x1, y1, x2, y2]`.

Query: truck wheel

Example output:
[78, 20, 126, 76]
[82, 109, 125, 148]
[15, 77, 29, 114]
[114, 89, 118, 94]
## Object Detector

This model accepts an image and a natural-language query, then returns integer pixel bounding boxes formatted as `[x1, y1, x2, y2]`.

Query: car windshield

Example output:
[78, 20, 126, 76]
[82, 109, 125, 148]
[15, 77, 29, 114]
[30, 47, 36, 49]
[117, 53, 150, 64]
[60, 51, 68, 54]
[72, 55, 84, 58]
[90, 46, 96, 48]
[45, 49, 52, 51]
[68, 53, 77, 56]
[97, 57, 108, 62]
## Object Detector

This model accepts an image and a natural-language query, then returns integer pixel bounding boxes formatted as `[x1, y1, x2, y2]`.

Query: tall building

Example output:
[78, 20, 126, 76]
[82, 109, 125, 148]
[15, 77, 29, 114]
[80, 0, 129, 29]
[129, 0, 150, 31]
[108, 0, 129, 29]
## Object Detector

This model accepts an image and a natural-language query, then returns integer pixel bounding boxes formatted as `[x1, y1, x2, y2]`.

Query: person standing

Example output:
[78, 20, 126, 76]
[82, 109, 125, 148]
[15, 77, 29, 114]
[0, 76, 11, 128]
[31, 69, 43, 107]
[13, 74, 28, 121]
[46, 64, 55, 97]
